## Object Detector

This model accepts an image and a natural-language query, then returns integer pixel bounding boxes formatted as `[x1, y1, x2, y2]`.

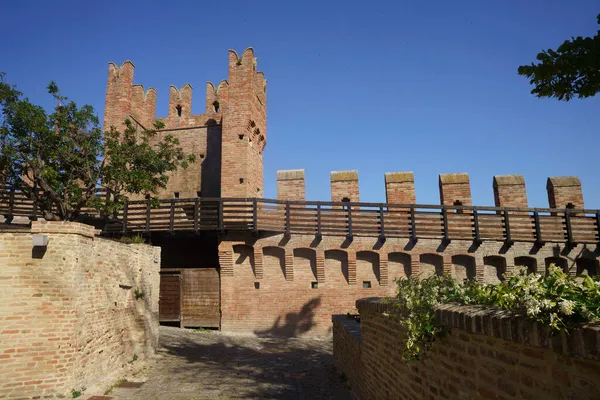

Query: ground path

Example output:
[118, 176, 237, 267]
[86, 326, 351, 400]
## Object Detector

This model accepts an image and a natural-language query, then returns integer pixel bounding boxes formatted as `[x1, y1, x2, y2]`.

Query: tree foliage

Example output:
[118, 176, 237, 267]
[0, 74, 195, 221]
[518, 14, 600, 101]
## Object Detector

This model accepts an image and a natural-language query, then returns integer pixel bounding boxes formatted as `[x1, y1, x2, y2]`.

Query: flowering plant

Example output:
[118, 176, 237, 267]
[393, 265, 600, 361]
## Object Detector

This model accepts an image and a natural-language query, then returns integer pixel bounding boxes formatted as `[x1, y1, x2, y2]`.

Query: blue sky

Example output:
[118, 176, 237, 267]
[1, 1, 598, 208]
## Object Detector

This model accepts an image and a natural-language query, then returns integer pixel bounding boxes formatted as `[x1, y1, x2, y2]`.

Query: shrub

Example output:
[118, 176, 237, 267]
[393, 265, 600, 361]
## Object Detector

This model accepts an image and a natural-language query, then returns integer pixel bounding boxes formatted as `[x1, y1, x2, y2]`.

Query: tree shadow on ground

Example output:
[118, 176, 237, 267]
[159, 324, 350, 399]
[254, 297, 321, 338]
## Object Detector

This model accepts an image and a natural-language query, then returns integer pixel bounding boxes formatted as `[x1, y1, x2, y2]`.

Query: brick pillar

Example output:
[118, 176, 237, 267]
[443, 255, 453, 276]
[284, 248, 294, 281]
[316, 250, 325, 283]
[475, 256, 484, 282]
[103, 61, 135, 132]
[410, 257, 420, 277]
[546, 176, 584, 209]
[439, 173, 472, 207]
[331, 171, 359, 203]
[218, 243, 234, 277]
[131, 85, 157, 129]
[277, 169, 306, 201]
[385, 172, 416, 204]
[253, 247, 263, 280]
[493, 175, 528, 208]
[347, 250, 357, 285]
[379, 252, 389, 286]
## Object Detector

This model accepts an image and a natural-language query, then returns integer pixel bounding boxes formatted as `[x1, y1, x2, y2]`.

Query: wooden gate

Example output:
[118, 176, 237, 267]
[159, 273, 182, 322]
[181, 268, 220, 328]
[159, 268, 220, 328]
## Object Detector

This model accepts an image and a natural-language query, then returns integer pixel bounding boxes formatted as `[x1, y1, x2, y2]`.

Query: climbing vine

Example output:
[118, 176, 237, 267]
[393, 265, 600, 361]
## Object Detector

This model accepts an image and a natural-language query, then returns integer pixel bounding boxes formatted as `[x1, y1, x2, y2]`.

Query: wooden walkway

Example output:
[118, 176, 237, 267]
[1, 187, 599, 244]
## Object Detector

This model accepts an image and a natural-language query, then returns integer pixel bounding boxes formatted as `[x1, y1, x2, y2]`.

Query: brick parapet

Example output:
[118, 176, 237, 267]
[355, 297, 600, 360]
[30, 220, 101, 238]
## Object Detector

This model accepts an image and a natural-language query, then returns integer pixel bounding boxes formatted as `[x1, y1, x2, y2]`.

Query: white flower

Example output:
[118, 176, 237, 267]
[559, 300, 575, 316]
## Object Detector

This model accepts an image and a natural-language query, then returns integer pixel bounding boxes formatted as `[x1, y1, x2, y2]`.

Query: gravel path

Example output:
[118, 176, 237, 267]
[87, 326, 351, 400]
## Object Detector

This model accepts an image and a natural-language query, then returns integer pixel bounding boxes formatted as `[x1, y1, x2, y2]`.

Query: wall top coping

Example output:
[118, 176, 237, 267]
[439, 173, 469, 185]
[277, 169, 305, 181]
[356, 297, 600, 361]
[30, 221, 101, 238]
[547, 176, 581, 188]
[385, 172, 414, 184]
[331, 170, 359, 182]
[493, 174, 525, 187]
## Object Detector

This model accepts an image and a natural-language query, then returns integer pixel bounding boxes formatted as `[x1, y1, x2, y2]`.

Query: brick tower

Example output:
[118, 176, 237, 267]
[220, 48, 267, 198]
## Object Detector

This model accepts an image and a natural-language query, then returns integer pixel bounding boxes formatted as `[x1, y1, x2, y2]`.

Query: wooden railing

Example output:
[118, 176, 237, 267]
[2, 185, 599, 244]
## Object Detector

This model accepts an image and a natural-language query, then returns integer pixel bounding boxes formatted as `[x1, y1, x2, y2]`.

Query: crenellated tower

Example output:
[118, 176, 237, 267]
[220, 48, 267, 198]
[102, 48, 267, 199]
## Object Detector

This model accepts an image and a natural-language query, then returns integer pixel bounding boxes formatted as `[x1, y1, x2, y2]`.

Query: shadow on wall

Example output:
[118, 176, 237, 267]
[254, 297, 321, 337]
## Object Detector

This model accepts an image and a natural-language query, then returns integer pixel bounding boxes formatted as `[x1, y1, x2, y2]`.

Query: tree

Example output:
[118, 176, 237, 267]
[0, 73, 195, 221]
[518, 13, 600, 101]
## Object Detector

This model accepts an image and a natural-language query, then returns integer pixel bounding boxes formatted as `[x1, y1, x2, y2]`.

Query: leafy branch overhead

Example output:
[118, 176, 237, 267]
[0, 73, 195, 221]
[518, 13, 600, 101]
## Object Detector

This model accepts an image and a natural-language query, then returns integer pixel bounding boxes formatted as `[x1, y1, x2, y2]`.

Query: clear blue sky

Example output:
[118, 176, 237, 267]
[1, 1, 598, 208]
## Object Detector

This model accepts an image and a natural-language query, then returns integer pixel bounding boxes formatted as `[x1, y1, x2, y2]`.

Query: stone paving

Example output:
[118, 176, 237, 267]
[86, 326, 351, 400]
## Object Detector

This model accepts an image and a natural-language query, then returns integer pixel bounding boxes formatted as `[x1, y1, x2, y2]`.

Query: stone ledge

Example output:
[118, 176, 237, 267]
[330, 170, 358, 182]
[31, 221, 101, 238]
[385, 172, 414, 184]
[277, 169, 305, 181]
[493, 174, 525, 186]
[332, 315, 361, 342]
[356, 297, 600, 361]
[439, 173, 469, 184]
[547, 176, 581, 188]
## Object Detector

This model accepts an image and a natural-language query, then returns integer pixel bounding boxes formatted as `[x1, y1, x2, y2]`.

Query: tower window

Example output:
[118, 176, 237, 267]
[239, 134, 244, 140]
[239, 178, 244, 184]
[363, 281, 372, 288]
[212, 100, 220, 113]
[174, 192, 180, 199]
[176, 105, 182, 117]
[566, 203, 575, 209]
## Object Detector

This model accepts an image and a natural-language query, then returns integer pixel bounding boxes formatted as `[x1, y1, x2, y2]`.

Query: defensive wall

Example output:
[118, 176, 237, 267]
[0, 222, 160, 399]
[217, 169, 599, 336]
[333, 298, 600, 399]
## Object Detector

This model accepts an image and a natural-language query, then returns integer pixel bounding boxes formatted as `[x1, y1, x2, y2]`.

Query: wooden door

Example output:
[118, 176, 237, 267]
[182, 268, 220, 328]
[159, 274, 182, 322]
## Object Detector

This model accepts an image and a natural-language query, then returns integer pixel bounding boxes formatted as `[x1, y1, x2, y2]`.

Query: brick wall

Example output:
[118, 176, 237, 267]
[217, 233, 599, 337]
[277, 169, 306, 201]
[0, 222, 160, 399]
[385, 172, 416, 204]
[334, 298, 600, 400]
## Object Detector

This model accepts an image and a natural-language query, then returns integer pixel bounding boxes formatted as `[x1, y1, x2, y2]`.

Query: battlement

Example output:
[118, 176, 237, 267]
[277, 169, 586, 210]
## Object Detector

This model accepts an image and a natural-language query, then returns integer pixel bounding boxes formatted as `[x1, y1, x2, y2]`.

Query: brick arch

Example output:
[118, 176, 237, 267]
[545, 257, 568, 273]
[419, 254, 443, 278]
[483, 256, 506, 284]
[452, 255, 476, 282]
[324, 249, 349, 285]
[515, 256, 537, 274]
[293, 248, 317, 282]
[262, 246, 285, 281]
[388, 252, 411, 282]
[357, 251, 380, 286]
[576, 258, 599, 276]
[233, 244, 255, 279]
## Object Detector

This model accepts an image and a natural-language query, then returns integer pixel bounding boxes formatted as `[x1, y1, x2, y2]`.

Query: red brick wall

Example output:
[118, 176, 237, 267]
[439, 173, 472, 206]
[547, 176, 584, 209]
[277, 169, 306, 201]
[334, 298, 600, 400]
[0, 222, 160, 398]
[385, 172, 416, 204]
[217, 234, 599, 337]
[331, 171, 359, 203]
[493, 174, 528, 208]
